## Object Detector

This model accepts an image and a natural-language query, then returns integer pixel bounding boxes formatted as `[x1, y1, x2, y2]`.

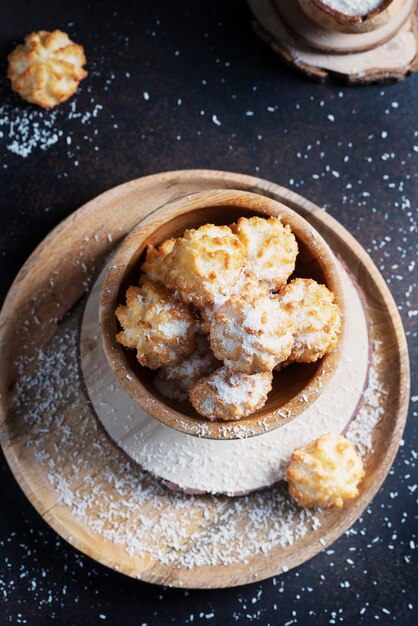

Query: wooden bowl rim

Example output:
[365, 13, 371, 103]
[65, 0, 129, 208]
[99, 188, 346, 440]
[308, 0, 399, 23]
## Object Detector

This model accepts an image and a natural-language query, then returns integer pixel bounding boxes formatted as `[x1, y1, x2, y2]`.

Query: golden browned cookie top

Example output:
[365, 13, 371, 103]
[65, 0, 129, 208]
[8, 30, 87, 108]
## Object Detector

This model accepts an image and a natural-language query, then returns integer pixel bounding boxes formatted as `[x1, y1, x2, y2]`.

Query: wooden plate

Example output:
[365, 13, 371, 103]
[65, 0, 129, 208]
[0, 170, 410, 588]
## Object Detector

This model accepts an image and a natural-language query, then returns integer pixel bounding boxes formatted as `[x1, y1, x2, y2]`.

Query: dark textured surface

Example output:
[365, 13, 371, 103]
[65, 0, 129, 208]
[0, 1, 417, 624]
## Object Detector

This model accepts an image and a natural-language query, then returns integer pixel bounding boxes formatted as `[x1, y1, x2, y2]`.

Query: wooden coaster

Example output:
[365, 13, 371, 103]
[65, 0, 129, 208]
[80, 259, 369, 495]
[278, 0, 415, 53]
[248, 0, 418, 83]
[0, 171, 410, 588]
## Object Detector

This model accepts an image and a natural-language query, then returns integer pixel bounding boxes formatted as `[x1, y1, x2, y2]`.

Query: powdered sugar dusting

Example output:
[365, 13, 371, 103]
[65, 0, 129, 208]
[209, 368, 270, 405]
[159, 319, 191, 339]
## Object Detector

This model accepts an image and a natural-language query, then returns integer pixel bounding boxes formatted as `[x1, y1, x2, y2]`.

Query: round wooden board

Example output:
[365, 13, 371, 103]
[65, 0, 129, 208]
[248, 0, 418, 84]
[0, 170, 410, 588]
[277, 0, 415, 53]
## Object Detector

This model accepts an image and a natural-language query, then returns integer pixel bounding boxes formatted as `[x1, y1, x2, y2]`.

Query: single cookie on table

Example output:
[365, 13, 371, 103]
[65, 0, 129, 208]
[209, 288, 295, 374]
[141, 238, 176, 285]
[115, 281, 197, 369]
[280, 278, 342, 363]
[231, 216, 298, 290]
[8, 30, 87, 108]
[286, 433, 365, 509]
[154, 335, 221, 401]
[164, 224, 246, 308]
[189, 366, 273, 421]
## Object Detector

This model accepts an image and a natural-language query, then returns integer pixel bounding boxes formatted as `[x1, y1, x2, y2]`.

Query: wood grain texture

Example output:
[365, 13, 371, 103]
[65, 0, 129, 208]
[100, 188, 345, 440]
[0, 170, 410, 588]
[277, 0, 415, 53]
[248, 0, 418, 83]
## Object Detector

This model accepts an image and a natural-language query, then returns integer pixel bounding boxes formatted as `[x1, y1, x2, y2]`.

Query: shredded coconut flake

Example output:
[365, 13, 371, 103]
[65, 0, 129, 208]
[0, 96, 104, 159]
[321, 0, 384, 16]
[10, 303, 387, 568]
[346, 352, 386, 455]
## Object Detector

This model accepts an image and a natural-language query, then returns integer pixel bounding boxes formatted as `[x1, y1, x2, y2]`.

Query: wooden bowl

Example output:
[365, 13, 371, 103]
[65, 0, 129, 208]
[100, 189, 345, 440]
[298, 0, 406, 33]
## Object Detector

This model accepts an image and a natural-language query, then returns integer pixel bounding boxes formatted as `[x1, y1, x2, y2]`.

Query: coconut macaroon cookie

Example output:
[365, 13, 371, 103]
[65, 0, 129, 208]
[7, 29, 87, 108]
[115, 281, 197, 369]
[232, 216, 298, 290]
[154, 335, 221, 401]
[209, 290, 295, 374]
[189, 367, 273, 421]
[114, 213, 342, 423]
[199, 279, 270, 336]
[286, 433, 365, 509]
[164, 224, 246, 308]
[141, 238, 177, 285]
[280, 278, 342, 363]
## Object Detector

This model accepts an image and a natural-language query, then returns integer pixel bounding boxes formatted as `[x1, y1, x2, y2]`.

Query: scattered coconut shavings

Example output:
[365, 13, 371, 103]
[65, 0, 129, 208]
[12, 308, 322, 567]
[321, 0, 383, 17]
[11, 304, 388, 569]
[0, 96, 103, 159]
[346, 351, 386, 456]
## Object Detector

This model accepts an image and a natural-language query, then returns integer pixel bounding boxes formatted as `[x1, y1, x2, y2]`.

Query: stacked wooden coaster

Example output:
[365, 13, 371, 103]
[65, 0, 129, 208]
[248, 0, 418, 83]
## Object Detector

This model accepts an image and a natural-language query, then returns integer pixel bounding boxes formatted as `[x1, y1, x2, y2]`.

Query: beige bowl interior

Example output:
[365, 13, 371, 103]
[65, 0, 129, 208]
[100, 189, 345, 439]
